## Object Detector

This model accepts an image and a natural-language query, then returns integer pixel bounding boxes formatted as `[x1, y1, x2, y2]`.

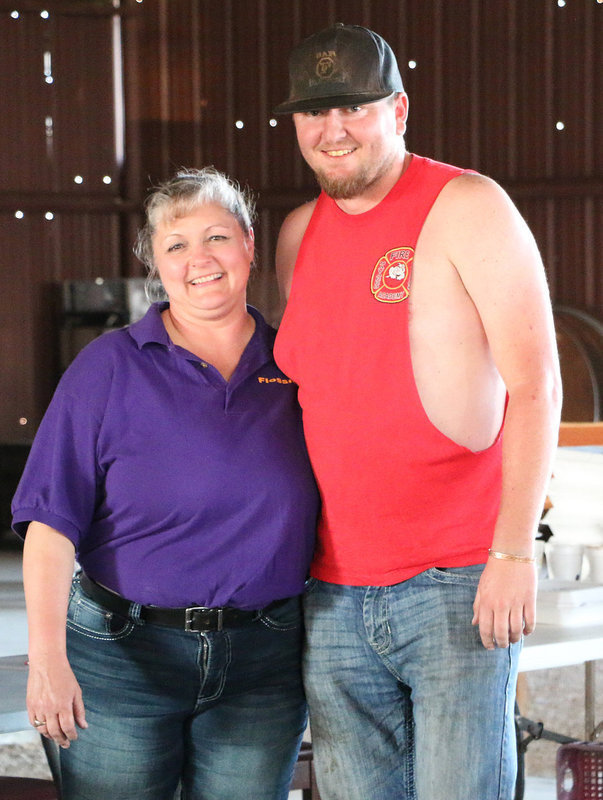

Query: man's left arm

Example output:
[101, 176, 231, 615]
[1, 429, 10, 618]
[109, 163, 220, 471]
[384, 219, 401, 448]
[446, 173, 562, 650]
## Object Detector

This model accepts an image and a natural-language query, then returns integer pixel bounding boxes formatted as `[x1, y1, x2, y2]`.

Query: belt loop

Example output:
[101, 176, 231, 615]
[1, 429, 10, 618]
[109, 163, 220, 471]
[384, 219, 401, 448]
[217, 608, 223, 631]
[129, 602, 143, 622]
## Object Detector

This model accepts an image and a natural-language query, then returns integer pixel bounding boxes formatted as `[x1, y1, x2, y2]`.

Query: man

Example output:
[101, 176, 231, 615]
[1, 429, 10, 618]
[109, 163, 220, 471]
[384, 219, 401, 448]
[272, 23, 562, 800]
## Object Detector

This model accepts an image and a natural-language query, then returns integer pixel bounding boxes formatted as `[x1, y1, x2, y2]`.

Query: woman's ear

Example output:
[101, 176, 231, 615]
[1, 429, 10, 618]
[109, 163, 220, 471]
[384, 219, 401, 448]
[247, 226, 255, 261]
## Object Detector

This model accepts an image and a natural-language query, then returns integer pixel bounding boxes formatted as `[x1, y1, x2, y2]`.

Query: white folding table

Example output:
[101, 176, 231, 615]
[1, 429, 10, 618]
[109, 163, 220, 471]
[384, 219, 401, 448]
[520, 622, 603, 740]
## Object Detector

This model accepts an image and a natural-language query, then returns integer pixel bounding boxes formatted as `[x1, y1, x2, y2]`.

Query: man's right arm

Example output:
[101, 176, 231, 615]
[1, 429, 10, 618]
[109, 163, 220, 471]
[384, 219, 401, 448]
[275, 200, 316, 310]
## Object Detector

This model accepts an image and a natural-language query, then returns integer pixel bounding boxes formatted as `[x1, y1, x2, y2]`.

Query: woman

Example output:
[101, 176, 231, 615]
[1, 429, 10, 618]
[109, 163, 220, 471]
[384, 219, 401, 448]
[12, 167, 319, 800]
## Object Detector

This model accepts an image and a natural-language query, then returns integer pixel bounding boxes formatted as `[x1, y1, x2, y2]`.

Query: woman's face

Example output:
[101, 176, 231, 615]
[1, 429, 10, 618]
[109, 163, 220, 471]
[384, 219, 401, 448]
[152, 202, 254, 320]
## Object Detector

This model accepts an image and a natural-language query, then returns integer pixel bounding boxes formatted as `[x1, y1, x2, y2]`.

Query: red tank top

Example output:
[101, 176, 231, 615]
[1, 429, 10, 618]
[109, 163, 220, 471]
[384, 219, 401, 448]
[275, 155, 503, 585]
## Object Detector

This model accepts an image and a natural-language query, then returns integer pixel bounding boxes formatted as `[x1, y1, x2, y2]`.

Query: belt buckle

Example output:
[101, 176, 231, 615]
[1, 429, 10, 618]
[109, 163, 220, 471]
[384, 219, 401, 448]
[184, 606, 223, 632]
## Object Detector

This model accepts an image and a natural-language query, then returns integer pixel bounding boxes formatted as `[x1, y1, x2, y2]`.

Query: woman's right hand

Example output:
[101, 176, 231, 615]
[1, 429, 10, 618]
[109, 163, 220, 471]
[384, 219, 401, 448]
[23, 522, 88, 748]
[27, 653, 87, 748]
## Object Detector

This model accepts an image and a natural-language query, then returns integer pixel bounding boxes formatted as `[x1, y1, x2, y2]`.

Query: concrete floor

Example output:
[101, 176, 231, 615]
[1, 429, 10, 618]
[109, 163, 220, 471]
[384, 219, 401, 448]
[0, 534, 559, 798]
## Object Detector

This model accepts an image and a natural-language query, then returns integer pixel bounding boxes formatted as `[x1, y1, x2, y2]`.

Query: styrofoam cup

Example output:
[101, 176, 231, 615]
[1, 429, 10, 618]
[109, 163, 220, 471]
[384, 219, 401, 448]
[585, 546, 603, 584]
[534, 539, 545, 570]
[545, 543, 584, 581]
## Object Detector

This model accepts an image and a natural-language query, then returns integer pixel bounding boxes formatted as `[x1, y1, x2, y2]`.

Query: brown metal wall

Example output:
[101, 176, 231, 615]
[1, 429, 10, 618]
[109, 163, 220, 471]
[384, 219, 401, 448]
[0, 2, 126, 445]
[0, 0, 602, 445]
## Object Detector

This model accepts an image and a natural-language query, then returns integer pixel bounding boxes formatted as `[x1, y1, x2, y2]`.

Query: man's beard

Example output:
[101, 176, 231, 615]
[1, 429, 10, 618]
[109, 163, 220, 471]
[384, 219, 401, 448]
[313, 150, 398, 200]
[314, 167, 373, 199]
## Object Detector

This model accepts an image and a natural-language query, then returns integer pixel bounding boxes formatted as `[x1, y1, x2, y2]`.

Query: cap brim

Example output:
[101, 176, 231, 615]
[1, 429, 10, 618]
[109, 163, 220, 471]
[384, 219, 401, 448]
[272, 90, 395, 115]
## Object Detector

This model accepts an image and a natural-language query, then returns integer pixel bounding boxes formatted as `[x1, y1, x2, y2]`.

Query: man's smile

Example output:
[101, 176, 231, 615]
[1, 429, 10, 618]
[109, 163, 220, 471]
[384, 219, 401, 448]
[323, 148, 356, 158]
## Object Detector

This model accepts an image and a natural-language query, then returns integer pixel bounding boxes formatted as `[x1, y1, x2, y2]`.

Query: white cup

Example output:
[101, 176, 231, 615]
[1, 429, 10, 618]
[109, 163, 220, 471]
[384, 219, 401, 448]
[534, 540, 545, 571]
[585, 546, 603, 584]
[545, 543, 584, 581]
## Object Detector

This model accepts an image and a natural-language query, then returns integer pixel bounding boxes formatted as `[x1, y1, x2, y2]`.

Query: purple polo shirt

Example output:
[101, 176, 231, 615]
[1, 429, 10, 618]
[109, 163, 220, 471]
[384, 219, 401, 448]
[12, 303, 319, 608]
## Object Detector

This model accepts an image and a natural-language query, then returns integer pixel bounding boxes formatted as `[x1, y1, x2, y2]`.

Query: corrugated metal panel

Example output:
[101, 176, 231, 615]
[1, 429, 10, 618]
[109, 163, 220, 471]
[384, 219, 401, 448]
[1, 7, 118, 194]
[0, 0, 601, 443]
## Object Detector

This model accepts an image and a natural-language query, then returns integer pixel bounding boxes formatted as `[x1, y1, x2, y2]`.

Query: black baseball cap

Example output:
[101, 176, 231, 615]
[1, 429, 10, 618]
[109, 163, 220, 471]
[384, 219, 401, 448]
[273, 23, 404, 115]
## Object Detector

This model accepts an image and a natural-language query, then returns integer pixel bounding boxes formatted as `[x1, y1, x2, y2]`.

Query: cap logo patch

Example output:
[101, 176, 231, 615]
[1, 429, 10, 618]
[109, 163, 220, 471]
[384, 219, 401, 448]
[370, 247, 413, 303]
[315, 50, 336, 79]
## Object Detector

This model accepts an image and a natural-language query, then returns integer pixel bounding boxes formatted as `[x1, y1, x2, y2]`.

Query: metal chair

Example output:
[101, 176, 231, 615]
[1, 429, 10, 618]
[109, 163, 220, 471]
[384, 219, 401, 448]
[40, 736, 62, 797]
[0, 776, 59, 799]
[0, 733, 62, 800]
[289, 741, 322, 799]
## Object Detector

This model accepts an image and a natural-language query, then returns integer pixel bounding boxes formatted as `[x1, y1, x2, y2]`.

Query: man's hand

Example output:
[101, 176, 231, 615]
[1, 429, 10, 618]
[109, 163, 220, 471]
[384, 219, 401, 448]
[472, 558, 537, 649]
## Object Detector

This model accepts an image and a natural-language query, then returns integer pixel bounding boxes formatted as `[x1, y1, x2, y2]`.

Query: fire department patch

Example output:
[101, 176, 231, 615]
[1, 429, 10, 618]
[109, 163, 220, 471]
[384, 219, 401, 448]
[370, 247, 413, 303]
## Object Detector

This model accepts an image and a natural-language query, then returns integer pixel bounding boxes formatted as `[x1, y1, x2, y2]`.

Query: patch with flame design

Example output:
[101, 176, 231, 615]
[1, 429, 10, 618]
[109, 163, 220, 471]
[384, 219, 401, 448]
[370, 247, 413, 303]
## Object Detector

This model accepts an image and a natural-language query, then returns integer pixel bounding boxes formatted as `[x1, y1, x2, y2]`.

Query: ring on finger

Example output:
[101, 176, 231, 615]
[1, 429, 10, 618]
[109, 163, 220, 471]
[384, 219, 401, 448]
[32, 718, 47, 728]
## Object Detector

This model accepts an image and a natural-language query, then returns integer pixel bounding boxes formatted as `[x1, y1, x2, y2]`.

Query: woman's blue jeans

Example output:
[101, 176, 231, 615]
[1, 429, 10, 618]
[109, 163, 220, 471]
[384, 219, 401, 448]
[61, 577, 307, 800]
[303, 566, 521, 800]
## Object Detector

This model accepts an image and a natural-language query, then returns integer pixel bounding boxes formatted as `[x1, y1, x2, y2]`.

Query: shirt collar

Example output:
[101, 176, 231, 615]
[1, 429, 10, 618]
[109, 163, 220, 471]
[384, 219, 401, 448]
[128, 302, 171, 349]
[127, 302, 275, 365]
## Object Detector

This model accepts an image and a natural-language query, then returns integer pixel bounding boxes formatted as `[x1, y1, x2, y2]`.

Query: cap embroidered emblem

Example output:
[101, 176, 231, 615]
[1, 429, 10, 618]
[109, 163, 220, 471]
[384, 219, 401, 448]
[316, 51, 336, 79]
[371, 247, 413, 303]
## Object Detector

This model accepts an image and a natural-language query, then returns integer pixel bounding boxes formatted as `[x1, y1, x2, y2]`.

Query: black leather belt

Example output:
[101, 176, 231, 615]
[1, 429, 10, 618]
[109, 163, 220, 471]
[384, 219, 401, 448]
[79, 573, 285, 632]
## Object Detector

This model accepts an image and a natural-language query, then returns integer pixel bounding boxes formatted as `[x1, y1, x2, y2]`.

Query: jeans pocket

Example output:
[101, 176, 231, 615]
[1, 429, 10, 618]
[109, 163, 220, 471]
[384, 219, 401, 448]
[427, 563, 485, 586]
[258, 596, 302, 631]
[67, 581, 136, 640]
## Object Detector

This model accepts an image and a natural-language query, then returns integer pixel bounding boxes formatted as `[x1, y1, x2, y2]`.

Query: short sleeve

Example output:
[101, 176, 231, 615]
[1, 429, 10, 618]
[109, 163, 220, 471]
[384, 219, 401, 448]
[11, 382, 104, 548]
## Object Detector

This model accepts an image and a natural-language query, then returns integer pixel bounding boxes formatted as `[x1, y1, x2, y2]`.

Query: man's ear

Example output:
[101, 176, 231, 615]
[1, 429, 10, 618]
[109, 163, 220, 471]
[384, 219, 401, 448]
[394, 93, 409, 136]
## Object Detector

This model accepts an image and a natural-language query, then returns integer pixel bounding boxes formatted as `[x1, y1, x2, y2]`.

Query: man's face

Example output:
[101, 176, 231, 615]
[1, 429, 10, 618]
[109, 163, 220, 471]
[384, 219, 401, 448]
[292, 94, 408, 200]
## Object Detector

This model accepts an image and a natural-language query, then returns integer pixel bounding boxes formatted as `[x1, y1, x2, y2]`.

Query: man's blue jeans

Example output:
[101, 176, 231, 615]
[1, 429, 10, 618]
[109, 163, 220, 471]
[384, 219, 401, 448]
[61, 577, 307, 799]
[303, 566, 521, 800]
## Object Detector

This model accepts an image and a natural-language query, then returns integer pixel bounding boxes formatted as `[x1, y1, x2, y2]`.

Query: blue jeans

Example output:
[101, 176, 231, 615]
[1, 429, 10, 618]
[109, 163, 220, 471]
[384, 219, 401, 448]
[61, 577, 307, 800]
[303, 566, 521, 800]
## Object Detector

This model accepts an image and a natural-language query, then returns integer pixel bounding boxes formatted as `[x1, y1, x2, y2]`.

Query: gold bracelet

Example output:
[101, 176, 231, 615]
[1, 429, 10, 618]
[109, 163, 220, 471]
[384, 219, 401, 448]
[488, 549, 535, 564]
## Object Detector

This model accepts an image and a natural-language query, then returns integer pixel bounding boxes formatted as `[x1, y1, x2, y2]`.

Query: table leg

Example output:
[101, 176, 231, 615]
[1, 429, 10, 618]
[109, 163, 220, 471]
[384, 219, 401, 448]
[585, 660, 595, 741]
